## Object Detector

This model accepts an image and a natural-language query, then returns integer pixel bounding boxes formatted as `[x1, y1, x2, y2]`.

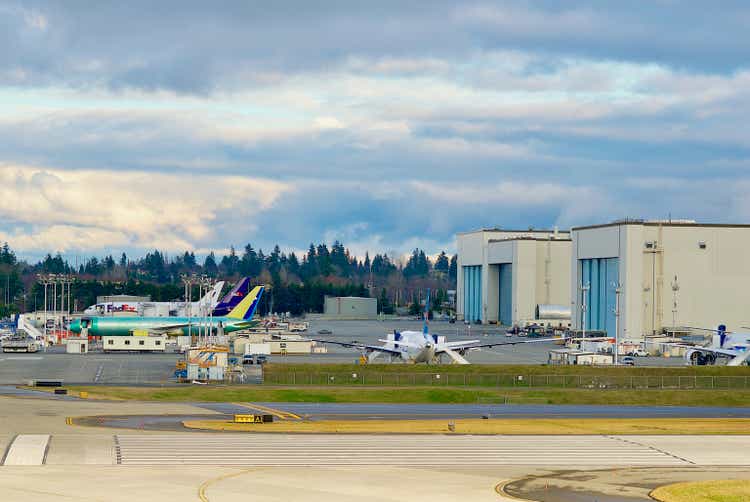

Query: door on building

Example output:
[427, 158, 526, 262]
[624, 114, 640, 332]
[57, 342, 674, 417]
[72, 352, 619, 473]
[580, 258, 619, 336]
[498, 264, 512, 326]
[462, 266, 482, 322]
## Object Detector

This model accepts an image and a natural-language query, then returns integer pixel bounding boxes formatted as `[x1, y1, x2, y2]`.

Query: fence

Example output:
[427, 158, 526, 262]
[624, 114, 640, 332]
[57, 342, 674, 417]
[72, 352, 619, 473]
[263, 372, 750, 390]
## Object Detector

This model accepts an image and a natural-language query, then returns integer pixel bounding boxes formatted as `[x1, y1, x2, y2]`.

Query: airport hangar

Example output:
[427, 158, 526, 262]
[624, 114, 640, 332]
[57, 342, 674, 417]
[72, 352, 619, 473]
[458, 220, 750, 339]
[457, 228, 572, 326]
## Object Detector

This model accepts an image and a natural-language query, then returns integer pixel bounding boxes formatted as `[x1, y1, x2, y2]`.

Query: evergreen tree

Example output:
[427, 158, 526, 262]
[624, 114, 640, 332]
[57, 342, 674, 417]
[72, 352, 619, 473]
[203, 252, 218, 276]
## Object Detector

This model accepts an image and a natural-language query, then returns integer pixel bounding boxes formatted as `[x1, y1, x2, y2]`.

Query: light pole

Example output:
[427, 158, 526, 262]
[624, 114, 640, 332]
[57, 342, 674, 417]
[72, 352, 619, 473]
[613, 282, 621, 365]
[671, 275, 679, 328]
[580, 282, 590, 341]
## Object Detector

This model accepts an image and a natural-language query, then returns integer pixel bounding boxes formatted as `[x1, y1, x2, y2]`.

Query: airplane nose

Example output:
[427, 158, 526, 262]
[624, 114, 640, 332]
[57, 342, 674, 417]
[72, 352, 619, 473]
[68, 320, 80, 332]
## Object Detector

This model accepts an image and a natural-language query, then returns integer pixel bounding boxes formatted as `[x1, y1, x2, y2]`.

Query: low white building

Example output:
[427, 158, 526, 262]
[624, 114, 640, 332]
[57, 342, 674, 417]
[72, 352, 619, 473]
[457, 228, 571, 325]
[571, 220, 750, 340]
[323, 296, 377, 319]
[65, 337, 89, 354]
[102, 335, 167, 352]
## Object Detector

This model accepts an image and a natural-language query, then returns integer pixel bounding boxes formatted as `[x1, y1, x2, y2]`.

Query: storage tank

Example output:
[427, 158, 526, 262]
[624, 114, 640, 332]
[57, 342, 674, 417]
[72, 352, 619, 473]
[536, 304, 572, 320]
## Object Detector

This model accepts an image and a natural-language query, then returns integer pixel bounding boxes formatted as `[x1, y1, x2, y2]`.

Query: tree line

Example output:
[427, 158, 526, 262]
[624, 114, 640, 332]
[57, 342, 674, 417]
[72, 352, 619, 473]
[1, 241, 457, 317]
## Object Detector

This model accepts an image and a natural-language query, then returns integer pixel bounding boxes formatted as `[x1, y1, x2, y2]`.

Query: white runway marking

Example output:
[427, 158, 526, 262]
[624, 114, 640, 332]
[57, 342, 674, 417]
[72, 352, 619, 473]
[2, 434, 50, 465]
[115, 434, 689, 466]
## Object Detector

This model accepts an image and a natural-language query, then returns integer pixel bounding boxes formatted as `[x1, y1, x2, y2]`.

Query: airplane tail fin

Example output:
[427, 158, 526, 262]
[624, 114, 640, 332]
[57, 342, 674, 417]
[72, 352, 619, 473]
[198, 281, 225, 308]
[226, 285, 264, 320]
[212, 277, 251, 316]
[423, 288, 431, 338]
[718, 324, 727, 348]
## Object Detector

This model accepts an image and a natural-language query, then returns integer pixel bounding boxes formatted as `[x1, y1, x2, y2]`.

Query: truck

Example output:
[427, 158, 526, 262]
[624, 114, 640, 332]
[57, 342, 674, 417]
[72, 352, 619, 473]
[1, 331, 40, 353]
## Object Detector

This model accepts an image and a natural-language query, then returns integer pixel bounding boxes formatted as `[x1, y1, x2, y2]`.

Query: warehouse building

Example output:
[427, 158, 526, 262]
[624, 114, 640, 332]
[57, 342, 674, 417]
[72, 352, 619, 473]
[457, 228, 571, 325]
[323, 296, 377, 320]
[571, 220, 750, 340]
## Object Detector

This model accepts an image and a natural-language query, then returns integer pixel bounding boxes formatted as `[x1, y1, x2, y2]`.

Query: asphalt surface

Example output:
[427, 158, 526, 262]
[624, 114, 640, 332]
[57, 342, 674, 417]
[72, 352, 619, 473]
[198, 401, 750, 420]
[77, 401, 750, 431]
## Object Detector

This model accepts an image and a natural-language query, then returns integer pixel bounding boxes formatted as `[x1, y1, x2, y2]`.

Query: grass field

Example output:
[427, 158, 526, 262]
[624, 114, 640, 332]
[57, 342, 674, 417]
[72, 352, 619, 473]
[651, 480, 750, 501]
[264, 363, 750, 377]
[182, 417, 750, 435]
[63, 385, 750, 406]
[262, 363, 750, 389]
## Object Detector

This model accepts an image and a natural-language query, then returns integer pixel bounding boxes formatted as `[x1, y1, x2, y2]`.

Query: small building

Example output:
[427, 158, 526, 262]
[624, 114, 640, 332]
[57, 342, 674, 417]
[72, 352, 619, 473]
[323, 296, 377, 320]
[548, 348, 613, 365]
[102, 335, 167, 352]
[571, 220, 750, 340]
[457, 228, 571, 325]
[65, 337, 89, 354]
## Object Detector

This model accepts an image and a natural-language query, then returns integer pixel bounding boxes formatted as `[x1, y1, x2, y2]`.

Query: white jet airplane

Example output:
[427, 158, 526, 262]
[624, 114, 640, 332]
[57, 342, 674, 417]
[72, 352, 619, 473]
[314, 289, 563, 364]
[83, 281, 224, 317]
[674, 325, 750, 366]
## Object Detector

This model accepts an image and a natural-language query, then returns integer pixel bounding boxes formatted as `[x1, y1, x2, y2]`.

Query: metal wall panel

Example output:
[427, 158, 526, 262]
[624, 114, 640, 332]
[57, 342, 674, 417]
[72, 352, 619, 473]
[498, 264, 512, 325]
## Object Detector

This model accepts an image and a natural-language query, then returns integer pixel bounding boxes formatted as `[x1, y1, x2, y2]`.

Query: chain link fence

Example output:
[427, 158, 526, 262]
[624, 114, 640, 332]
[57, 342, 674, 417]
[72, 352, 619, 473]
[263, 372, 750, 390]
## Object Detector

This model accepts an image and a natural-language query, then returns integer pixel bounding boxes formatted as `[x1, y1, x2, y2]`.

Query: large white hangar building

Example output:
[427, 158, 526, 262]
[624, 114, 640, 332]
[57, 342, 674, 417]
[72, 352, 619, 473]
[457, 228, 571, 325]
[571, 220, 750, 340]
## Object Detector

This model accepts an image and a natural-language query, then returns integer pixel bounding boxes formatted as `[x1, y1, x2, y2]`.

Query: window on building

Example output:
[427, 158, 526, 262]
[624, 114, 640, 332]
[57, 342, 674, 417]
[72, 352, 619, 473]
[107, 339, 114, 345]
[139, 340, 145, 346]
[124, 340, 130, 345]
[155, 341, 161, 346]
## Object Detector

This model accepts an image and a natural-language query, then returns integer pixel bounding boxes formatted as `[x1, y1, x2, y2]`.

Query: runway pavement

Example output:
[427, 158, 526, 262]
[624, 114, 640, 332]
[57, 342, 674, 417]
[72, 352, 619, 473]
[3, 432, 748, 467]
[114, 434, 690, 466]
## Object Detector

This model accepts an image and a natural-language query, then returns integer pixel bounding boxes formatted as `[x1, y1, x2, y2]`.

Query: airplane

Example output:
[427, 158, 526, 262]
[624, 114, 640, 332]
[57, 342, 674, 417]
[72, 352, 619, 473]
[69, 286, 264, 338]
[670, 325, 750, 366]
[313, 289, 563, 364]
[83, 281, 225, 317]
[211, 277, 252, 317]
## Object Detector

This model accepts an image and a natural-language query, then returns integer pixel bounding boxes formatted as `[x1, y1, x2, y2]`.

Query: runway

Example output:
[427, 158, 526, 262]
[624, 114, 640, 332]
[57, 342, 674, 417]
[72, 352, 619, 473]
[111, 434, 750, 466]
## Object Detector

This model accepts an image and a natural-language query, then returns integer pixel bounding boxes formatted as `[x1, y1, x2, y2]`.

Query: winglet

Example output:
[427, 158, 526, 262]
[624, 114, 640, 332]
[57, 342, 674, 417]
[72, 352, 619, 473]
[226, 285, 264, 320]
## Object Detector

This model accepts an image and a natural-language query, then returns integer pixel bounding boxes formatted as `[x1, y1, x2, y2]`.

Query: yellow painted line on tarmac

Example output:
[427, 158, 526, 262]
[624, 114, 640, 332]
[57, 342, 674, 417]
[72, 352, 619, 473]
[494, 479, 535, 501]
[232, 402, 300, 421]
[198, 468, 255, 502]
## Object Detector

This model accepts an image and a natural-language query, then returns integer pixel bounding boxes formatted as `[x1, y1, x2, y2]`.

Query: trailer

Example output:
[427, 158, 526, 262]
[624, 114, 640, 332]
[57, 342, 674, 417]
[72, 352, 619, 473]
[102, 335, 167, 352]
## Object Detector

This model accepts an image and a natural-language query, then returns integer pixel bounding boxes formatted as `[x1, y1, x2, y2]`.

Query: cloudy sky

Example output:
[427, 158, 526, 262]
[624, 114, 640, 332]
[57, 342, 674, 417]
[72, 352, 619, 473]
[2, 1, 750, 261]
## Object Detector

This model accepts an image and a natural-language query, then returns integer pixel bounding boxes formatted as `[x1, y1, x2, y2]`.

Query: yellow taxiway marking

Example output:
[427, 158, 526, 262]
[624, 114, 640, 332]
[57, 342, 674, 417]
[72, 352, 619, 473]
[198, 469, 255, 502]
[495, 479, 533, 501]
[232, 402, 300, 421]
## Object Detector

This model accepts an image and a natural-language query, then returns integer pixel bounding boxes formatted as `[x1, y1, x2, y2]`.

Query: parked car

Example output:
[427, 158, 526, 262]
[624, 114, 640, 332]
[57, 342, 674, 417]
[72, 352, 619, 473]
[621, 356, 636, 366]
[627, 349, 649, 357]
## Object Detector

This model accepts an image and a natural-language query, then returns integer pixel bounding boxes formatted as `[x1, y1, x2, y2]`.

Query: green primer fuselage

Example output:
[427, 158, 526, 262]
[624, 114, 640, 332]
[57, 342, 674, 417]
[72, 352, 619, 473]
[69, 316, 257, 337]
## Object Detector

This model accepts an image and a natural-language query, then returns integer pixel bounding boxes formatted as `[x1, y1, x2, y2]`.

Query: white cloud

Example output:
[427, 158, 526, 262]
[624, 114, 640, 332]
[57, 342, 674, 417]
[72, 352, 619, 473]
[0, 164, 289, 253]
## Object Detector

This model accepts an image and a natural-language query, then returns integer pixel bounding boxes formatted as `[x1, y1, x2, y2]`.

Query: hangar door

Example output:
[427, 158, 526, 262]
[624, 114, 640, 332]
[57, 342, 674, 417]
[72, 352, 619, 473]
[579, 258, 619, 336]
[462, 266, 482, 322]
[498, 264, 512, 326]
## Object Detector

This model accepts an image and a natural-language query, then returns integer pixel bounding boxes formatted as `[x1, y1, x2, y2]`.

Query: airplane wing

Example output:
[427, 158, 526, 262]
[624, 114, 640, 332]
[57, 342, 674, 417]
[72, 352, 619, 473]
[463, 337, 565, 350]
[311, 338, 403, 355]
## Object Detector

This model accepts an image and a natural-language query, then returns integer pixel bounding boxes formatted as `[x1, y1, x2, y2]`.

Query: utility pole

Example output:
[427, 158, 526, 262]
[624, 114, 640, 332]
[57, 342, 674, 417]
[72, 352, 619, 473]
[580, 282, 590, 341]
[613, 282, 621, 365]
[671, 275, 679, 328]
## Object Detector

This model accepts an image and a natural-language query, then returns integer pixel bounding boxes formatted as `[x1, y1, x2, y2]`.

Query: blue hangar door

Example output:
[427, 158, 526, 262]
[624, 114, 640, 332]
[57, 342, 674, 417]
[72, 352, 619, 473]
[579, 258, 619, 336]
[498, 264, 512, 326]
[462, 266, 482, 322]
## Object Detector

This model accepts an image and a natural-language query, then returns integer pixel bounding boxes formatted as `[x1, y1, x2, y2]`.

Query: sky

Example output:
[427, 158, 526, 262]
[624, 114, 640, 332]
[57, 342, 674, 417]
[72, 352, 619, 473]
[1, 1, 750, 262]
